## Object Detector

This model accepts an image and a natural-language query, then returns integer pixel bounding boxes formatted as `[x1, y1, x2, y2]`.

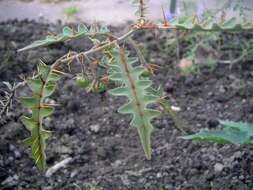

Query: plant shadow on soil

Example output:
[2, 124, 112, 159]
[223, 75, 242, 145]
[0, 20, 253, 190]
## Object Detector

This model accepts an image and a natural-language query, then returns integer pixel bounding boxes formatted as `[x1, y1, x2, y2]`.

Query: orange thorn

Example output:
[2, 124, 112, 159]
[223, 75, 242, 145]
[100, 75, 109, 84]
[162, 6, 170, 27]
[192, 13, 197, 25]
[146, 64, 160, 75]
[92, 59, 100, 65]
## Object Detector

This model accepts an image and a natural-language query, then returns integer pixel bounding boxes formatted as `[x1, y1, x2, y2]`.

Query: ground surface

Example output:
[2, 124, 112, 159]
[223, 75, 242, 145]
[0, 0, 168, 25]
[0, 20, 253, 190]
[1, 0, 252, 25]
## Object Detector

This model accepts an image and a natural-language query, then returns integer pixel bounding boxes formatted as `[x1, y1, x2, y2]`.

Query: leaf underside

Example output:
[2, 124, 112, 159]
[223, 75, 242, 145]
[21, 62, 61, 170]
[108, 48, 160, 160]
[182, 120, 253, 144]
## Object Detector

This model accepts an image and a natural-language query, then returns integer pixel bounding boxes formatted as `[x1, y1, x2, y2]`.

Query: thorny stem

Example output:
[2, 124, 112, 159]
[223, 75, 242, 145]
[51, 23, 243, 69]
[44, 29, 136, 93]
[140, 0, 145, 18]
[50, 26, 191, 69]
[52, 29, 136, 68]
[48, 29, 138, 91]
[49, 22, 252, 74]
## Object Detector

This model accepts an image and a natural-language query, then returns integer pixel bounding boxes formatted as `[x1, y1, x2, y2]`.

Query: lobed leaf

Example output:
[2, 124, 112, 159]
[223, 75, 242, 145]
[21, 62, 61, 170]
[169, 16, 253, 32]
[18, 24, 110, 52]
[108, 48, 160, 160]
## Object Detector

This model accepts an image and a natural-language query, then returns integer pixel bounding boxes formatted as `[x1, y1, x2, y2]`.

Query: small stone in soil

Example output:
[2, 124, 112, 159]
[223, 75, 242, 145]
[1, 174, 19, 187]
[97, 146, 107, 159]
[89, 124, 100, 133]
[214, 163, 224, 172]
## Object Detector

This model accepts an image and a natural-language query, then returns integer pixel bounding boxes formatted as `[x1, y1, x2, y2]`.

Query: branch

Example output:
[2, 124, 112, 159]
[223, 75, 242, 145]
[218, 50, 250, 64]
[128, 37, 148, 67]
[0, 82, 26, 117]
[45, 157, 72, 177]
[52, 29, 136, 68]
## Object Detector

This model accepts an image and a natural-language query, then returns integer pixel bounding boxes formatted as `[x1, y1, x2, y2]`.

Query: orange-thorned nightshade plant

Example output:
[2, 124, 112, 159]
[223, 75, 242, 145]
[1, 0, 253, 170]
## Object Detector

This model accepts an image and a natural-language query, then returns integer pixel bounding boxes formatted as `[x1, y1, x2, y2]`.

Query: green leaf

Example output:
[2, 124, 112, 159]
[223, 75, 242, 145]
[20, 116, 36, 131]
[38, 62, 51, 80]
[48, 73, 61, 81]
[18, 24, 110, 52]
[75, 76, 92, 88]
[21, 63, 61, 170]
[20, 96, 40, 109]
[78, 23, 88, 33]
[62, 26, 73, 36]
[91, 83, 106, 94]
[100, 26, 110, 33]
[28, 79, 43, 93]
[40, 106, 54, 119]
[223, 18, 237, 28]
[46, 36, 58, 41]
[169, 16, 253, 32]
[181, 120, 253, 144]
[43, 83, 56, 97]
[108, 48, 160, 160]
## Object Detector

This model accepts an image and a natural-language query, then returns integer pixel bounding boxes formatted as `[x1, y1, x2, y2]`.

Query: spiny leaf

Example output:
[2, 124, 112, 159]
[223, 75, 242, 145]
[99, 26, 110, 33]
[21, 62, 61, 170]
[62, 26, 74, 36]
[20, 96, 40, 109]
[167, 16, 253, 31]
[18, 24, 110, 52]
[20, 116, 36, 131]
[181, 120, 253, 144]
[78, 23, 89, 33]
[108, 48, 160, 160]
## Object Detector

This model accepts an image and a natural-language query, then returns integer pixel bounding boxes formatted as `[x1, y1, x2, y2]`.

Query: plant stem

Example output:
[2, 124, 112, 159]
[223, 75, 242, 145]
[55, 29, 136, 66]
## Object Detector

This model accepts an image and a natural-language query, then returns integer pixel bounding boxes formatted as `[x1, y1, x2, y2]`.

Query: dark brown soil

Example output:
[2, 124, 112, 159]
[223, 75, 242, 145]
[0, 20, 253, 190]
